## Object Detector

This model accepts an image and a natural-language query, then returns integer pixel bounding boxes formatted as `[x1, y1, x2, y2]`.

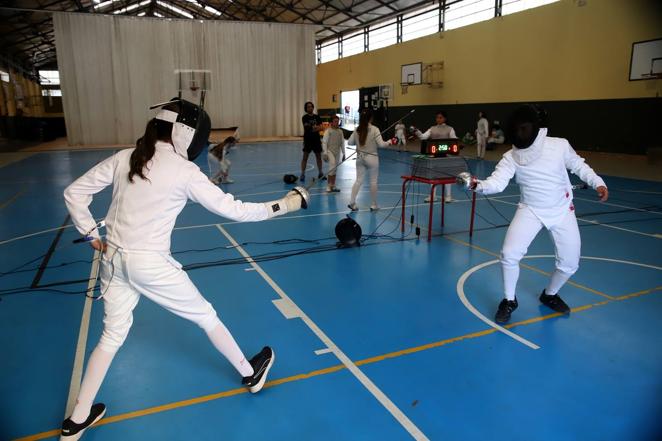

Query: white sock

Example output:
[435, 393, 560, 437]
[70, 347, 115, 423]
[206, 323, 254, 377]
[546, 269, 572, 296]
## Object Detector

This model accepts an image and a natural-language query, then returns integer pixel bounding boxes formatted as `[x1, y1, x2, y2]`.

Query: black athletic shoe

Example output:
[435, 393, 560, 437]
[242, 346, 275, 393]
[495, 298, 518, 324]
[60, 403, 106, 440]
[318, 173, 327, 181]
[539, 290, 570, 314]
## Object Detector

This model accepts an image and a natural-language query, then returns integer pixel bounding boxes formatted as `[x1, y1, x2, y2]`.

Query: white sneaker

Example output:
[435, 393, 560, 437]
[444, 196, 454, 203]
[222, 177, 234, 184]
[369, 205, 380, 212]
[424, 196, 440, 203]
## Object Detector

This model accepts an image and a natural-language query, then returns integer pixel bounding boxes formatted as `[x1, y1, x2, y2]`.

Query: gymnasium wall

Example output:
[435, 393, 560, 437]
[0, 70, 65, 150]
[316, 0, 662, 154]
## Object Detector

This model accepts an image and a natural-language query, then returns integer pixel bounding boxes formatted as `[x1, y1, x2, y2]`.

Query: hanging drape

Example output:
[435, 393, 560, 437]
[53, 13, 317, 145]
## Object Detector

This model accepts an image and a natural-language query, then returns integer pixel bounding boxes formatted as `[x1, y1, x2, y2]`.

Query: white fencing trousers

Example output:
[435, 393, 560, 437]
[500, 205, 581, 300]
[327, 149, 341, 176]
[476, 134, 487, 158]
[350, 153, 379, 207]
[70, 247, 254, 421]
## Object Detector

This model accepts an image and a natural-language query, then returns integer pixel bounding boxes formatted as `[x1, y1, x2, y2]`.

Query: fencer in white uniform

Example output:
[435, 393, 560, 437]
[208, 135, 237, 184]
[476, 111, 489, 159]
[322, 115, 345, 192]
[347, 110, 393, 212]
[413, 111, 457, 202]
[59, 100, 309, 440]
[461, 105, 608, 324]
[394, 122, 407, 150]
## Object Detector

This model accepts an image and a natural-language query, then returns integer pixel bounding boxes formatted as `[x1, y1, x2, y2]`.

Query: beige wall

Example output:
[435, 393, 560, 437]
[316, 0, 662, 108]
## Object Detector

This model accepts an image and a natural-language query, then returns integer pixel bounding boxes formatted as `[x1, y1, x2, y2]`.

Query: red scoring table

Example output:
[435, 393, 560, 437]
[400, 175, 477, 241]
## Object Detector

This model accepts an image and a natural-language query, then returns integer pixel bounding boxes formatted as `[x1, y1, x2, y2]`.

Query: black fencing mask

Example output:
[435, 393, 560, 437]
[507, 105, 542, 149]
[283, 174, 298, 184]
[335, 217, 362, 248]
[154, 99, 211, 161]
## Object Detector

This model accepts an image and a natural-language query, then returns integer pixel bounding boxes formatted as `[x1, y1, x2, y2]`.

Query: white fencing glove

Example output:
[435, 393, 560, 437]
[456, 172, 479, 191]
[265, 186, 310, 218]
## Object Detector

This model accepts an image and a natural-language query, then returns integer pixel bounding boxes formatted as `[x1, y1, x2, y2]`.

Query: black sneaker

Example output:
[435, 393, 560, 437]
[60, 403, 106, 440]
[318, 173, 327, 181]
[539, 290, 570, 314]
[495, 298, 518, 324]
[241, 346, 275, 394]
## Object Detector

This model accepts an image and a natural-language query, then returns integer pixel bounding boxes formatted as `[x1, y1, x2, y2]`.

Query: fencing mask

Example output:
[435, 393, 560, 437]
[154, 99, 211, 161]
[283, 174, 298, 184]
[507, 104, 546, 149]
[335, 217, 362, 248]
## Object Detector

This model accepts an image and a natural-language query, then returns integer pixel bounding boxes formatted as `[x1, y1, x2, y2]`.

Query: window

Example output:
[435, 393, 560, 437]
[342, 31, 364, 58]
[39, 70, 60, 85]
[42, 89, 62, 97]
[402, 5, 439, 42]
[369, 19, 396, 51]
[0, 70, 9, 82]
[444, 0, 494, 31]
[502, 0, 559, 16]
[319, 39, 339, 64]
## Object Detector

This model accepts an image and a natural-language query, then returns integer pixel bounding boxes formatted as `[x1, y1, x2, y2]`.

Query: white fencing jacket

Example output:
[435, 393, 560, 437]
[476, 129, 606, 228]
[322, 127, 346, 157]
[416, 124, 457, 140]
[476, 117, 489, 138]
[347, 124, 390, 156]
[64, 141, 269, 252]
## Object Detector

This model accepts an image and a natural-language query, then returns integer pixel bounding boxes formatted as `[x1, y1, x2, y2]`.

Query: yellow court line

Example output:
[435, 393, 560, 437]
[13, 285, 662, 441]
[0, 187, 26, 211]
[442, 234, 615, 300]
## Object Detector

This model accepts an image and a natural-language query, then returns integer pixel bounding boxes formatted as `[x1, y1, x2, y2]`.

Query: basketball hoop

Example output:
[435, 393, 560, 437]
[401, 83, 409, 95]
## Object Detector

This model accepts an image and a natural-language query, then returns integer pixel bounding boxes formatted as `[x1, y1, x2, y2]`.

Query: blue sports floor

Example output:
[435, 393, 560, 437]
[1, 142, 661, 441]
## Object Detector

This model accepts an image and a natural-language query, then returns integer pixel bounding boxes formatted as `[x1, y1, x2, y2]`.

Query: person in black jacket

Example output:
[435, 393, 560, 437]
[300, 101, 325, 182]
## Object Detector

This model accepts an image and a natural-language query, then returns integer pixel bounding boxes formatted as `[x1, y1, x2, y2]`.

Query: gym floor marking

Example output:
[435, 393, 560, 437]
[457, 255, 662, 348]
[14, 284, 661, 441]
[215, 224, 430, 441]
[491, 197, 661, 239]
[0, 187, 27, 211]
[64, 250, 101, 417]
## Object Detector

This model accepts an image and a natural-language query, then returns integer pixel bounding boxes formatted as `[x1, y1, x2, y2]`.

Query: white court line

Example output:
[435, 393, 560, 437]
[573, 196, 662, 216]
[457, 255, 662, 349]
[314, 348, 333, 355]
[173, 201, 438, 232]
[456, 259, 541, 350]
[0, 224, 75, 246]
[491, 198, 660, 239]
[0, 191, 520, 246]
[64, 249, 101, 417]
[215, 225, 429, 441]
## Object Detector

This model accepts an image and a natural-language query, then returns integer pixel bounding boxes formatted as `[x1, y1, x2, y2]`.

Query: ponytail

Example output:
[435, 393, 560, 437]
[128, 118, 164, 183]
[357, 109, 372, 146]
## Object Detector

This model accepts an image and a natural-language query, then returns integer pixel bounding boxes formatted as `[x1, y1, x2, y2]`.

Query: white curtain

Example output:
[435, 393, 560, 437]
[53, 13, 317, 145]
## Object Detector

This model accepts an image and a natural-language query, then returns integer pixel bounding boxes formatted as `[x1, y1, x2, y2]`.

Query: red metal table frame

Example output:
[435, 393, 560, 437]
[401, 175, 477, 241]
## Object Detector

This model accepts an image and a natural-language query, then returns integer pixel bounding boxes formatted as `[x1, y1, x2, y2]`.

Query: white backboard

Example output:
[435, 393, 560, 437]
[629, 38, 662, 80]
[401, 63, 422, 85]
